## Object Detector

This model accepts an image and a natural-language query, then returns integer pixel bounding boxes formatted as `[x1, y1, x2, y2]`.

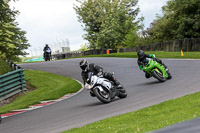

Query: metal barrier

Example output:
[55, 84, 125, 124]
[0, 63, 26, 101]
[6, 60, 21, 70]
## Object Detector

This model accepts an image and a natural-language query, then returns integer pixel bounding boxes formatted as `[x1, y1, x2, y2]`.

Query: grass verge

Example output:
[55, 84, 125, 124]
[0, 70, 82, 114]
[63, 92, 200, 133]
[19, 51, 200, 64]
[78, 51, 200, 59]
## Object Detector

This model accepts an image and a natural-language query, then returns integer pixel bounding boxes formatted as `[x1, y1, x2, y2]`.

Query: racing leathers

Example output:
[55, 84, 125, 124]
[43, 46, 51, 59]
[81, 63, 121, 87]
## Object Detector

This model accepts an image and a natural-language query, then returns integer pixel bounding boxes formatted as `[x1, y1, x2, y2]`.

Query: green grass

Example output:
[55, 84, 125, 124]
[20, 51, 200, 64]
[78, 51, 200, 59]
[56, 51, 200, 61]
[0, 70, 82, 114]
[63, 92, 200, 133]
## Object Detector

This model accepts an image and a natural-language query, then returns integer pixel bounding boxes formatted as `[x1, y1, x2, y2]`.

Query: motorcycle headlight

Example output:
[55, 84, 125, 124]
[85, 84, 91, 89]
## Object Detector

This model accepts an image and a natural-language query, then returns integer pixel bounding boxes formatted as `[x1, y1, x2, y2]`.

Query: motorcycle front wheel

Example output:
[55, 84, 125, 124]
[93, 87, 111, 103]
[152, 70, 166, 82]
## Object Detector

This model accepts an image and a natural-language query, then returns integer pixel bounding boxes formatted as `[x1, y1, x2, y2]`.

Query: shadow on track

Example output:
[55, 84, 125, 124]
[80, 101, 105, 107]
[134, 80, 161, 87]
[78, 97, 123, 108]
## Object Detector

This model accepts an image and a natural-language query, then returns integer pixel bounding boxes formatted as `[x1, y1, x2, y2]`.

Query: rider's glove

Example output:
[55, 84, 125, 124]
[153, 57, 157, 61]
[149, 54, 155, 58]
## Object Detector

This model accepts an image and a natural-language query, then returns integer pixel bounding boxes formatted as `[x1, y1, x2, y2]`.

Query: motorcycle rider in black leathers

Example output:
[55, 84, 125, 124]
[43, 44, 51, 60]
[79, 59, 122, 96]
[137, 50, 169, 78]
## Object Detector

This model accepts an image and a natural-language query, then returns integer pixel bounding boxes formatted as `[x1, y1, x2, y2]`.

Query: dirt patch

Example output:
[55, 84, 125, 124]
[0, 82, 36, 107]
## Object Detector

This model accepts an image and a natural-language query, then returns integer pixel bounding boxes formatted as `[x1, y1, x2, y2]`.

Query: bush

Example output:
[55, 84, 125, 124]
[0, 59, 13, 75]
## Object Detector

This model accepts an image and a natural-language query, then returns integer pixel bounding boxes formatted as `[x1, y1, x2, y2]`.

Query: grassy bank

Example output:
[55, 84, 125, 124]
[0, 70, 82, 114]
[63, 92, 200, 133]
[79, 51, 200, 59]
[19, 51, 200, 64]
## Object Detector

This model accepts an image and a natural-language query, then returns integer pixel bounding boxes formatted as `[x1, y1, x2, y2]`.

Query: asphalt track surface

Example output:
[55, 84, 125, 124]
[0, 58, 200, 133]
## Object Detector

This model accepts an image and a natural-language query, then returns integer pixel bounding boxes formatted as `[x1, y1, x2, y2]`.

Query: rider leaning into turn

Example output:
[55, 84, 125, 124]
[137, 50, 169, 78]
[79, 59, 122, 88]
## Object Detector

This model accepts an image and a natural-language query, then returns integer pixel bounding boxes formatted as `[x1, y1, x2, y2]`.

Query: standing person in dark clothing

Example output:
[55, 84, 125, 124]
[79, 59, 122, 90]
[137, 50, 169, 78]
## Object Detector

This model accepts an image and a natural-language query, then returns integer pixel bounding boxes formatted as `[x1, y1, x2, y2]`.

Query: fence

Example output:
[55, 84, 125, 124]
[0, 61, 26, 101]
[51, 38, 200, 59]
[119, 37, 200, 52]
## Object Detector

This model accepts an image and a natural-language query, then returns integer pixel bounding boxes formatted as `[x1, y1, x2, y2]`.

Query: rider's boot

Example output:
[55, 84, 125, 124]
[114, 80, 122, 89]
[162, 63, 172, 79]
[162, 63, 169, 71]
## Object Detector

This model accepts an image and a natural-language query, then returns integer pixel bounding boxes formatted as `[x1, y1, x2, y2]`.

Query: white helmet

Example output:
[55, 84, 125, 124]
[80, 59, 89, 72]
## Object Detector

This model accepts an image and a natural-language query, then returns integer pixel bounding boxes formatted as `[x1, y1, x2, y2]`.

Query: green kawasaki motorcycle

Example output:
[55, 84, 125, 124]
[143, 58, 172, 82]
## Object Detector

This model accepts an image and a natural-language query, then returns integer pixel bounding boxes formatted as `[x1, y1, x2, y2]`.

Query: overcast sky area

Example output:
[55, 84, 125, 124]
[10, 0, 167, 57]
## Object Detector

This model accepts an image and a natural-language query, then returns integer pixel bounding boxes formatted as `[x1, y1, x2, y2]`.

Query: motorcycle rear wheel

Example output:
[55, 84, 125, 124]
[118, 87, 127, 98]
[167, 71, 172, 79]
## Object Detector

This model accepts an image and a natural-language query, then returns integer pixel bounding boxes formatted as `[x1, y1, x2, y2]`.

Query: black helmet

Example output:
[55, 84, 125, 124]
[80, 59, 89, 72]
[46, 44, 48, 47]
[137, 50, 145, 60]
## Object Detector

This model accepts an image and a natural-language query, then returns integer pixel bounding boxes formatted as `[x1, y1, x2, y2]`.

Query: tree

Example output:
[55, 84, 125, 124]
[122, 26, 138, 47]
[147, 0, 200, 42]
[0, 0, 30, 61]
[78, 43, 88, 51]
[74, 0, 141, 50]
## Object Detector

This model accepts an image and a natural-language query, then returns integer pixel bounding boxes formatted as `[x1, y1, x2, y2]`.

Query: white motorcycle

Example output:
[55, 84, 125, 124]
[85, 72, 127, 103]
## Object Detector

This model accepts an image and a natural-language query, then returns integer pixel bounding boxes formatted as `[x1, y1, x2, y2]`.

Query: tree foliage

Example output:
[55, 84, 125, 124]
[78, 43, 88, 51]
[74, 0, 141, 50]
[0, 0, 30, 61]
[147, 0, 200, 42]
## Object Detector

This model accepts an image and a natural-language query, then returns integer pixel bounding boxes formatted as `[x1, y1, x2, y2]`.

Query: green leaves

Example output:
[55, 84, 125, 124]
[74, 0, 141, 50]
[147, 0, 200, 42]
[0, 0, 30, 61]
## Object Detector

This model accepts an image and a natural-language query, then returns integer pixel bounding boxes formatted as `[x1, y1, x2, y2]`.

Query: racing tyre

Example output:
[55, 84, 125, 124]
[93, 87, 111, 103]
[118, 87, 127, 98]
[152, 70, 166, 82]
